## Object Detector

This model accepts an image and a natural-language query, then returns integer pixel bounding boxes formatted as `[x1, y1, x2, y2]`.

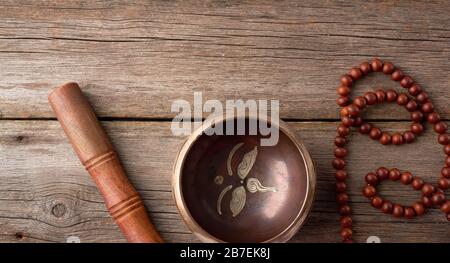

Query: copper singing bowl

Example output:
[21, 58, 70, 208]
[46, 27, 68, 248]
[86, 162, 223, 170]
[173, 115, 316, 243]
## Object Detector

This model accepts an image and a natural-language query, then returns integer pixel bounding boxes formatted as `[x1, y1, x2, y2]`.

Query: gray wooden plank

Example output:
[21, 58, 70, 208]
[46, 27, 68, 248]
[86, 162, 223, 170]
[0, 0, 449, 119]
[0, 120, 448, 243]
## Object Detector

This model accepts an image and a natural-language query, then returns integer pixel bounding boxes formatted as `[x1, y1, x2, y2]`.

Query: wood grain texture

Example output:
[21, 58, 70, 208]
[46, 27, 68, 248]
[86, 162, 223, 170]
[1, 0, 449, 243]
[0, 120, 448, 243]
[0, 0, 449, 120]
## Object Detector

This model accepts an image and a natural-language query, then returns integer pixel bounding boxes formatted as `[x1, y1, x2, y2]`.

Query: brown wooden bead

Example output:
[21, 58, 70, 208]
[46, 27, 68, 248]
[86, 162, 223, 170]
[336, 182, 347, 193]
[364, 92, 377, 105]
[400, 76, 414, 88]
[340, 106, 349, 117]
[391, 69, 404, 81]
[341, 116, 354, 127]
[339, 204, 352, 215]
[370, 127, 382, 140]
[353, 96, 366, 109]
[416, 92, 429, 103]
[422, 184, 435, 197]
[410, 123, 424, 135]
[438, 178, 450, 190]
[332, 158, 346, 170]
[442, 167, 450, 178]
[446, 156, 450, 167]
[400, 171, 413, 185]
[371, 196, 383, 208]
[434, 122, 448, 134]
[381, 201, 393, 214]
[349, 67, 362, 80]
[438, 134, 449, 145]
[421, 102, 434, 113]
[353, 116, 363, 127]
[413, 202, 425, 216]
[410, 111, 423, 122]
[434, 191, 446, 205]
[447, 214, 450, 222]
[422, 196, 433, 207]
[376, 167, 390, 181]
[341, 74, 353, 86]
[404, 207, 415, 219]
[389, 168, 401, 181]
[392, 204, 404, 218]
[340, 228, 352, 240]
[411, 177, 424, 190]
[335, 136, 347, 147]
[386, 89, 398, 102]
[337, 193, 349, 205]
[337, 124, 350, 136]
[445, 144, 450, 155]
[340, 216, 352, 228]
[334, 147, 348, 158]
[427, 112, 441, 124]
[337, 86, 351, 96]
[408, 84, 422, 96]
[346, 104, 360, 117]
[359, 123, 372, 134]
[431, 191, 445, 205]
[396, 93, 409, 105]
[392, 133, 404, 145]
[382, 62, 395, 74]
[363, 185, 376, 198]
[403, 131, 415, 143]
[335, 170, 347, 181]
[441, 201, 450, 214]
[360, 62, 372, 74]
[405, 100, 418, 112]
[380, 133, 392, 145]
[371, 58, 383, 72]
[365, 172, 378, 185]
[375, 89, 386, 103]
[337, 96, 350, 107]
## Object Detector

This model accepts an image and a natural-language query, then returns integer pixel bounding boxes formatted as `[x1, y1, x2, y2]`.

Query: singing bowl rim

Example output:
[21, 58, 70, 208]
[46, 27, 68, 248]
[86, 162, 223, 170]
[172, 114, 316, 243]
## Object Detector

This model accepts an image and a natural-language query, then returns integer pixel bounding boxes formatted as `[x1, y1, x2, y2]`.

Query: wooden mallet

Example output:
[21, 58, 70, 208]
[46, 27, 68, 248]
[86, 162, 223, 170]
[48, 82, 163, 243]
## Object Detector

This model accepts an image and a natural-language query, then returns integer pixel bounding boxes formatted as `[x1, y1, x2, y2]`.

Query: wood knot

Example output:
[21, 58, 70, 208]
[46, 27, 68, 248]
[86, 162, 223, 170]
[16, 135, 25, 142]
[14, 232, 24, 240]
[51, 203, 67, 218]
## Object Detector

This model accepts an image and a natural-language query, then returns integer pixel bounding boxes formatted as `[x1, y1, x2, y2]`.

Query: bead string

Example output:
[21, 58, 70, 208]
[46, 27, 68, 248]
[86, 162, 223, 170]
[333, 58, 450, 243]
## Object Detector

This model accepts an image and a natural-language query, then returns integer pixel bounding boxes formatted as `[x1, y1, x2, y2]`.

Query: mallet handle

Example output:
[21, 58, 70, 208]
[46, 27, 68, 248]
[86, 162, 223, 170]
[49, 82, 163, 243]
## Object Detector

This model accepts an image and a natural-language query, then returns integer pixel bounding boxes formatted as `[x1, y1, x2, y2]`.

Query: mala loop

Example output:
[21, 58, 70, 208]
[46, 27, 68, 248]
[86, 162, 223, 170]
[333, 58, 450, 243]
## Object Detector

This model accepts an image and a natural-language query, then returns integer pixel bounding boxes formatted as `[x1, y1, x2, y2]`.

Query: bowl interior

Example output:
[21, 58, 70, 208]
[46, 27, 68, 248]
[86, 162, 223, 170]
[180, 118, 309, 242]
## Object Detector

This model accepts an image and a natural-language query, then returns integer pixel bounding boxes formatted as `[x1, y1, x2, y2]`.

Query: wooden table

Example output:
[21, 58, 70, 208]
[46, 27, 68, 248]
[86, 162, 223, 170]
[0, 0, 449, 243]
